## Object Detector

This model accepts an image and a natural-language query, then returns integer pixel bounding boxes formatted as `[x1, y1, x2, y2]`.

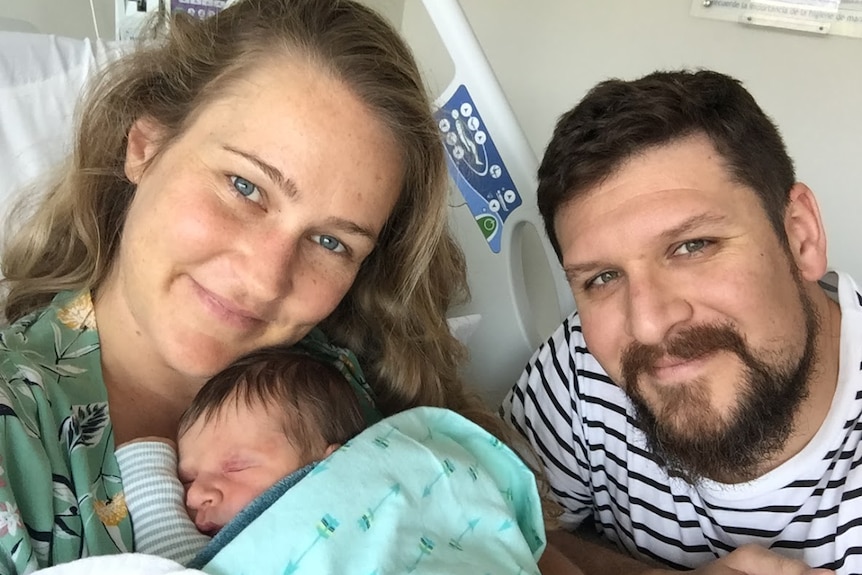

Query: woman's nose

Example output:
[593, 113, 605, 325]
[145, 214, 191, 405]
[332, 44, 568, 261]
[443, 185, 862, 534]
[237, 229, 300, 301]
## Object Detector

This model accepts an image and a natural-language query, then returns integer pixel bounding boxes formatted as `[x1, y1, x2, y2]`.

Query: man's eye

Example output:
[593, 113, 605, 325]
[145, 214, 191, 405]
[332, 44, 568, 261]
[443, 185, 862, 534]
[587, 270, 619, 289]
[674, 239, 709, 256]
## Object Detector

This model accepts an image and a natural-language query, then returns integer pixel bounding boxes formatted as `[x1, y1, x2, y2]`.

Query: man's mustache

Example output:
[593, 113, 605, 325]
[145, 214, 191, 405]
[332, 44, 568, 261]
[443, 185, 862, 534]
[621, 323, 748, 384]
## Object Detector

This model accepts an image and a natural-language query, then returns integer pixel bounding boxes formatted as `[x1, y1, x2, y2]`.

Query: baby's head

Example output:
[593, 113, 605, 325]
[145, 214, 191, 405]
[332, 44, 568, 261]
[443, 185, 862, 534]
[177, 347, 366, 535]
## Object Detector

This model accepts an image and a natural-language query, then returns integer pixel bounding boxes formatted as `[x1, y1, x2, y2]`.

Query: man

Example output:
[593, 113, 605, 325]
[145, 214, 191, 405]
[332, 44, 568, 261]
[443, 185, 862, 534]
[503, 69, 858, 574]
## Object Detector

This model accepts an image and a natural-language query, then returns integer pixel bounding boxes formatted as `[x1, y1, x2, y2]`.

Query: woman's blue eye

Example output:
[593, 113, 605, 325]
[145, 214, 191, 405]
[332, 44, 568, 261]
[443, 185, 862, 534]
[230, 176, 260, 199]
[314, 235, 345, 253]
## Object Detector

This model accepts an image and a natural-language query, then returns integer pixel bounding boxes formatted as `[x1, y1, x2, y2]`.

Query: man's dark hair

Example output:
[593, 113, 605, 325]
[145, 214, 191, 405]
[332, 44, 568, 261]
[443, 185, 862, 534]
[537, 69, 795, 260]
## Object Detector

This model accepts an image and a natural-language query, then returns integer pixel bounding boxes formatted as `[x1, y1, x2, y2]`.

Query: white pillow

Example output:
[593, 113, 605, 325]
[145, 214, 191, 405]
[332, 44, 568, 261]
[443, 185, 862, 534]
[0, 32, 126, 256]
[447, 313, 482, 345]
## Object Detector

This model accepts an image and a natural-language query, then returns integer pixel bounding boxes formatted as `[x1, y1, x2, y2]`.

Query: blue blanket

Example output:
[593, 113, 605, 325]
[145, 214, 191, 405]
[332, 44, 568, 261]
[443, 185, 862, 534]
[192, 407, 545, 575]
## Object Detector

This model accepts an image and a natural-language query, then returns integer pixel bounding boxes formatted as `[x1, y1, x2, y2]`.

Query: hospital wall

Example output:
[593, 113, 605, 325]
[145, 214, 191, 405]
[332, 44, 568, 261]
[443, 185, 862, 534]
[446, 0, 862, 279]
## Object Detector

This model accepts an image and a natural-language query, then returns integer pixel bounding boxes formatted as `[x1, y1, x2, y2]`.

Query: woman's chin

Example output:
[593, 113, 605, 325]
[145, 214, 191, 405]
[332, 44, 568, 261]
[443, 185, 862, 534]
[159, 337, 242, 380]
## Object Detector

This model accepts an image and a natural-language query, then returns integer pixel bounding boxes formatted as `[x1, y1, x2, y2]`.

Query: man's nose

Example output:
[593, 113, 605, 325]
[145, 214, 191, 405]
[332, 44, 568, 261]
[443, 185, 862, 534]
[624, 270, 693, 347]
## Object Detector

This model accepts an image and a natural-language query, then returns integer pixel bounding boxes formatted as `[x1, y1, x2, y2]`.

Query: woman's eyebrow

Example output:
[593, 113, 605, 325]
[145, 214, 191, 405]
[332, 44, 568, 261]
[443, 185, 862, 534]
[322, 216, 378, 243]
[222, 144, 299, 198]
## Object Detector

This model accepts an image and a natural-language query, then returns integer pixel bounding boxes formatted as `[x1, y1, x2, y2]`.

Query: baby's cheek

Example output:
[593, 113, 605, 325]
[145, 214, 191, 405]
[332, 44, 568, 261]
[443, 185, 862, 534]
[184, 493, 196, 522]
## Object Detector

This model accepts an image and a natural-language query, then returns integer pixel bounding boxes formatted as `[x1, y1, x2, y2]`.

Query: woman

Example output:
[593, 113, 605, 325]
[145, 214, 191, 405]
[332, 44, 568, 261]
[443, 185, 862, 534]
[0, 0, 508, 570]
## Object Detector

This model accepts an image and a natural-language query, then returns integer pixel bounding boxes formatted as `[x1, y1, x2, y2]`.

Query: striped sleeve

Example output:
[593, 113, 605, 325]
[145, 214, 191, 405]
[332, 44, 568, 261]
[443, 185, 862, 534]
[116, 441, 211, 565]
[502, 314, 593, 529]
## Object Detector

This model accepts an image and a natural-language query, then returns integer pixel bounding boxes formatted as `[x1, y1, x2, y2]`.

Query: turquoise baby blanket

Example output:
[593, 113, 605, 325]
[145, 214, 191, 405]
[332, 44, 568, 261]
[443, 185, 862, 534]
[198, 406, 545, 575]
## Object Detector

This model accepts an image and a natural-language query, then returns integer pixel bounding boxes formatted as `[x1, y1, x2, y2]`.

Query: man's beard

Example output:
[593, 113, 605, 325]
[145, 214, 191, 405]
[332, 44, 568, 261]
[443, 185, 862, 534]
[620, 278, 820, 485]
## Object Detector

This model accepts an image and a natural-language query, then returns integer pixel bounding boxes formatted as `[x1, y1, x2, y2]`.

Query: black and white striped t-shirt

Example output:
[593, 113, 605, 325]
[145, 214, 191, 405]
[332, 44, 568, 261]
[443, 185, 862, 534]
[502, 271, 862, 573]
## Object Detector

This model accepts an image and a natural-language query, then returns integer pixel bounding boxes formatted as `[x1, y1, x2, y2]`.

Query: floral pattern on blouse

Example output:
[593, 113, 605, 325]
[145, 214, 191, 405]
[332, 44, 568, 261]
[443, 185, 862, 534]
[0, 291, 131, 573]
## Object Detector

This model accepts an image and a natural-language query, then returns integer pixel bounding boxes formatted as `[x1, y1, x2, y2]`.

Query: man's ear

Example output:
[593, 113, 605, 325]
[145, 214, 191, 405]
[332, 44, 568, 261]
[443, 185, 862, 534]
[323, 443, 340, 458]
[783, 182, 828, 282]
[125, 117, 164, 184]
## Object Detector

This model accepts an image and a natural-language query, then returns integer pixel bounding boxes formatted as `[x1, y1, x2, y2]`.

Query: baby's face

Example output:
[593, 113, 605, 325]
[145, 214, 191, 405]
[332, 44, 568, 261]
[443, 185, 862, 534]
[177, 403, 304, 535]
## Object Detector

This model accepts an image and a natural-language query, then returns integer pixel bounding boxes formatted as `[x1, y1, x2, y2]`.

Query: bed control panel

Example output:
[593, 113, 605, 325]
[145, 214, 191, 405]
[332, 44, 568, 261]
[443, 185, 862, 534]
[436, 84, 523, 254]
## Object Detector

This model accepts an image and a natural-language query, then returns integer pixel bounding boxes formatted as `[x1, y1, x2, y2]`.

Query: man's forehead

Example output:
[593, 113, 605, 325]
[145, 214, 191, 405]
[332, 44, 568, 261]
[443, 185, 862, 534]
[556, 141, 749, 228]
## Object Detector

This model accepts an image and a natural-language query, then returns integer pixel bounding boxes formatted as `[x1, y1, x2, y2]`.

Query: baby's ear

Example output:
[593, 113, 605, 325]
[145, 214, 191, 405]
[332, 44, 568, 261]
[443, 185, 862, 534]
[323, 443, 341, 458]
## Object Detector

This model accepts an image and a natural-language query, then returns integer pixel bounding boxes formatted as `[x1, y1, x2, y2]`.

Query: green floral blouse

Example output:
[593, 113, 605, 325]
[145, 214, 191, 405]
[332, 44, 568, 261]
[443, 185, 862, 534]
[0, 291, 132, 573]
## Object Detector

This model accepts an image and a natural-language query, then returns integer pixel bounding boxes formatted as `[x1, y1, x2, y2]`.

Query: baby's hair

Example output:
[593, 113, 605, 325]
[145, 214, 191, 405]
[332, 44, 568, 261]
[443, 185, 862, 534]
[179, 346, 366, 462]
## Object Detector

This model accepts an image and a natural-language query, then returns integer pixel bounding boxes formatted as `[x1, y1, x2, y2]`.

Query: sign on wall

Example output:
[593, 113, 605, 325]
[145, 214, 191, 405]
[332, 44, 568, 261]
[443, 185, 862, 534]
[691, 0, 862, 38]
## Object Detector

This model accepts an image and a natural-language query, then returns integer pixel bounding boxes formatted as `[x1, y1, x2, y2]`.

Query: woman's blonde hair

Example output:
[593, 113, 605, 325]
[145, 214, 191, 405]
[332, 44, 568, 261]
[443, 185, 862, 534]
[1, 0, 503, 435]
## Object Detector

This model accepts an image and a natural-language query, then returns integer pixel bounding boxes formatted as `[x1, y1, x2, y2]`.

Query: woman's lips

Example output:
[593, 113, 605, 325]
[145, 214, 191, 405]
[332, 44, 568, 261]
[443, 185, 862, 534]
[191, 279, 265, 330]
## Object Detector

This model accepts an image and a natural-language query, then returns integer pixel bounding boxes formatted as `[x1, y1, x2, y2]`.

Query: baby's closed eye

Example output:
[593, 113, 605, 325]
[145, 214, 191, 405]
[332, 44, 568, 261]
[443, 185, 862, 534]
[222, 458, 255, 473]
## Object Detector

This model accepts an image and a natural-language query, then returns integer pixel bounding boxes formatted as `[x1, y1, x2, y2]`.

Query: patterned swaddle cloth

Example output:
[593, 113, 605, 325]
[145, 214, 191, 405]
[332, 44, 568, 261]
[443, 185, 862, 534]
[197, 406, 545, 575]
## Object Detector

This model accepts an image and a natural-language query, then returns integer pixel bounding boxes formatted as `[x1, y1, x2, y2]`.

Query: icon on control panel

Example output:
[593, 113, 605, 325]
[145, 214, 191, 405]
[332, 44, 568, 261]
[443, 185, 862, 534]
[436, 85, 523, 253]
